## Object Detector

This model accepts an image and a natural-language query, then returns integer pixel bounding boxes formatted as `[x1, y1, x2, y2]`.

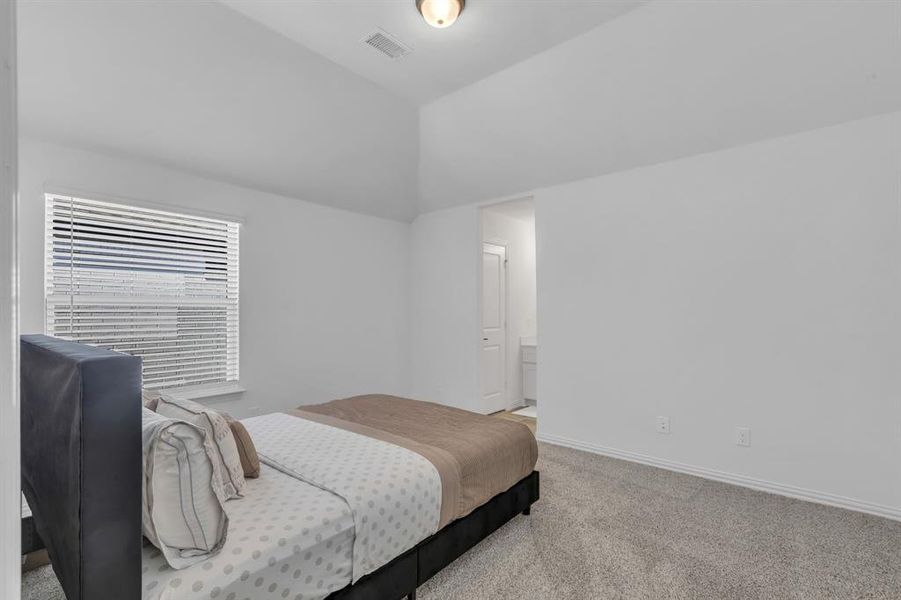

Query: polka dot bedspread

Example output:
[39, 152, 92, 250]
[243, 413, 442, 582]
[142, 464, 354, 600]
[142, 412, 443, 600]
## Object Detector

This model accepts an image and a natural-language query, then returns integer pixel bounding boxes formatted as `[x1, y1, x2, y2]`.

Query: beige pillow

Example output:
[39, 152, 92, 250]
[223, 414, 261, 479]
[156, 396, 246, 499]
[142, 388, 162, 411]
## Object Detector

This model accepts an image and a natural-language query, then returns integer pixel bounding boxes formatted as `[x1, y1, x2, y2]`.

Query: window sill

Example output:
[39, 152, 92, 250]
[166, 382, 246, 402]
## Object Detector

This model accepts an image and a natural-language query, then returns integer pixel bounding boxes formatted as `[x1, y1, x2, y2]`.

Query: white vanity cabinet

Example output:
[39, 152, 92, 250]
[521, 337, 537, 402]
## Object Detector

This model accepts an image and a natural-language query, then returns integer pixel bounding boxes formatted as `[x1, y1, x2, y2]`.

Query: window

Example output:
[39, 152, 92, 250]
[45, 194, 239, 392]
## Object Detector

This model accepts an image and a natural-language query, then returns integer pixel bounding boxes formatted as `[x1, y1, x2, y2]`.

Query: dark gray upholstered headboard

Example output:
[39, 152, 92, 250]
[20, 335, 143, 600]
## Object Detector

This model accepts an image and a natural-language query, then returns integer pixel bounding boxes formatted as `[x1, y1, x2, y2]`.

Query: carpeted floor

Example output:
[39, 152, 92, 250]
[23, 442, 901, 599]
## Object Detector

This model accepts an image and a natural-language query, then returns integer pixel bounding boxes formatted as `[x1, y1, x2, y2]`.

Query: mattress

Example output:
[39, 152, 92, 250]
[141, 463, 355, 600]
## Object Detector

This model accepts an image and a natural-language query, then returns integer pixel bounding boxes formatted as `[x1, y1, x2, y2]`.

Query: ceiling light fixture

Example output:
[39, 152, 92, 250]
[416, 0, 464, 29]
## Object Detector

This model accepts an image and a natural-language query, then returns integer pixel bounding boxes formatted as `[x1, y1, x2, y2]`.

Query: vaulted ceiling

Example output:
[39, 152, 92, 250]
[17, 1, 901, 222]
[417, 0, 901, 212]
[18, 0, 420, 221]
[220, 0, 646, 105]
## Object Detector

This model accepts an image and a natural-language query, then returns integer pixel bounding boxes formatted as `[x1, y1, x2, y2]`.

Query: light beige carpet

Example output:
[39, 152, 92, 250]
[23, 442, 901, 599]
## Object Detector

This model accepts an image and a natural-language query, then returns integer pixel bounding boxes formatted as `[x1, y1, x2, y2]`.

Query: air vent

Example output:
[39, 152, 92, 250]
[362, 29, 412, 60]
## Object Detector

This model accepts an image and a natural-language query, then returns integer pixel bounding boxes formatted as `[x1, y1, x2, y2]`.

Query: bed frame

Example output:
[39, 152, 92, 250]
[20, 335, 540, 600]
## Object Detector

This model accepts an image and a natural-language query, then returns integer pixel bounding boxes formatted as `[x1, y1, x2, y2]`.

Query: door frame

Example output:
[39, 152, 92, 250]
[478, 235, 510, 414]
[476, 195, 537, 416]
[0, 0, 19, 597]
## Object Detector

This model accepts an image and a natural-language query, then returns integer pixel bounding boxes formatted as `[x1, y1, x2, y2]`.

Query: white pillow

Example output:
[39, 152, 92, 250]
[155, 395, 247, 499]
[142, 408, 228, 569]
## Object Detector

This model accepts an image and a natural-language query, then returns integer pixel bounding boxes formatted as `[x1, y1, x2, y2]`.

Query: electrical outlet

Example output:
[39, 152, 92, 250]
[735, 427, 751, 447]
[656, 416, 670, 435]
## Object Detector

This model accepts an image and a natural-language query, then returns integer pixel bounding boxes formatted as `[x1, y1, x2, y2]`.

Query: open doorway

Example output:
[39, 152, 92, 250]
[479, 198, 537, 433]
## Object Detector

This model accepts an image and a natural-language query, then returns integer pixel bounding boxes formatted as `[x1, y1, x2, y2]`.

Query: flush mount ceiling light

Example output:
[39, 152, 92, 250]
[416, 0, 464, 29]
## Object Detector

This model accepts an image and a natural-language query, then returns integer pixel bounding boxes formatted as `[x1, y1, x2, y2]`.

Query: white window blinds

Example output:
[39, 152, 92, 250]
[45, 194, 239, 391]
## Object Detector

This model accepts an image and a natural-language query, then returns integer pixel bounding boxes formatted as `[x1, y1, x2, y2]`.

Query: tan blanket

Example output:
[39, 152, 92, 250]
[289, 395, 538, 526]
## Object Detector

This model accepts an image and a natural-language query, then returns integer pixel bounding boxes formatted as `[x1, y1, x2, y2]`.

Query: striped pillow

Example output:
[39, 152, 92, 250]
[156, 396, 246, 499]
[142, 408, 228, 569]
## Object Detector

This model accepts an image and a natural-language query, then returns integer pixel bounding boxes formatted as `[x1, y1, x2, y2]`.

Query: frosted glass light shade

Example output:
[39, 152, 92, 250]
[416, 0, 464, 29]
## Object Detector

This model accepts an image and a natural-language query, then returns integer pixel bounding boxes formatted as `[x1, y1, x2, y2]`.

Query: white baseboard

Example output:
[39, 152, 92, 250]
[537, 432, 901, 522]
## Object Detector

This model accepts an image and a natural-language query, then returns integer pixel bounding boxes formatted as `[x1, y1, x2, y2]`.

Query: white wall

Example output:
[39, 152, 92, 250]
[18, 139, 411, 417]
[408, 201, 539, 415]
[408, 205, 481, 412]
[481, 206, 537, 409]
[409, 113, 901, 517]
[0, 0, 19, 596]
[537, 113, 901, 517]
[419, 0, 901, 212]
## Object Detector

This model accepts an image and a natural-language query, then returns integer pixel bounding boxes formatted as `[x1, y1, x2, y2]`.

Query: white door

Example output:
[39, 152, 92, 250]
[481, 243, 507, 413]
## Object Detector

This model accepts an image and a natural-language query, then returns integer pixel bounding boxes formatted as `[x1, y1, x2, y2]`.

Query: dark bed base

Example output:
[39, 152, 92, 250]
[22, 471, 539, 600]
[327, 471, 540, 600]
[21, 514, 43, 556]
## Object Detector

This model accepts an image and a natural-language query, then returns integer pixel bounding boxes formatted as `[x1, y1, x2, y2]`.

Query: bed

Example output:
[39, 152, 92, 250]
[20, 335, 540, 600]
